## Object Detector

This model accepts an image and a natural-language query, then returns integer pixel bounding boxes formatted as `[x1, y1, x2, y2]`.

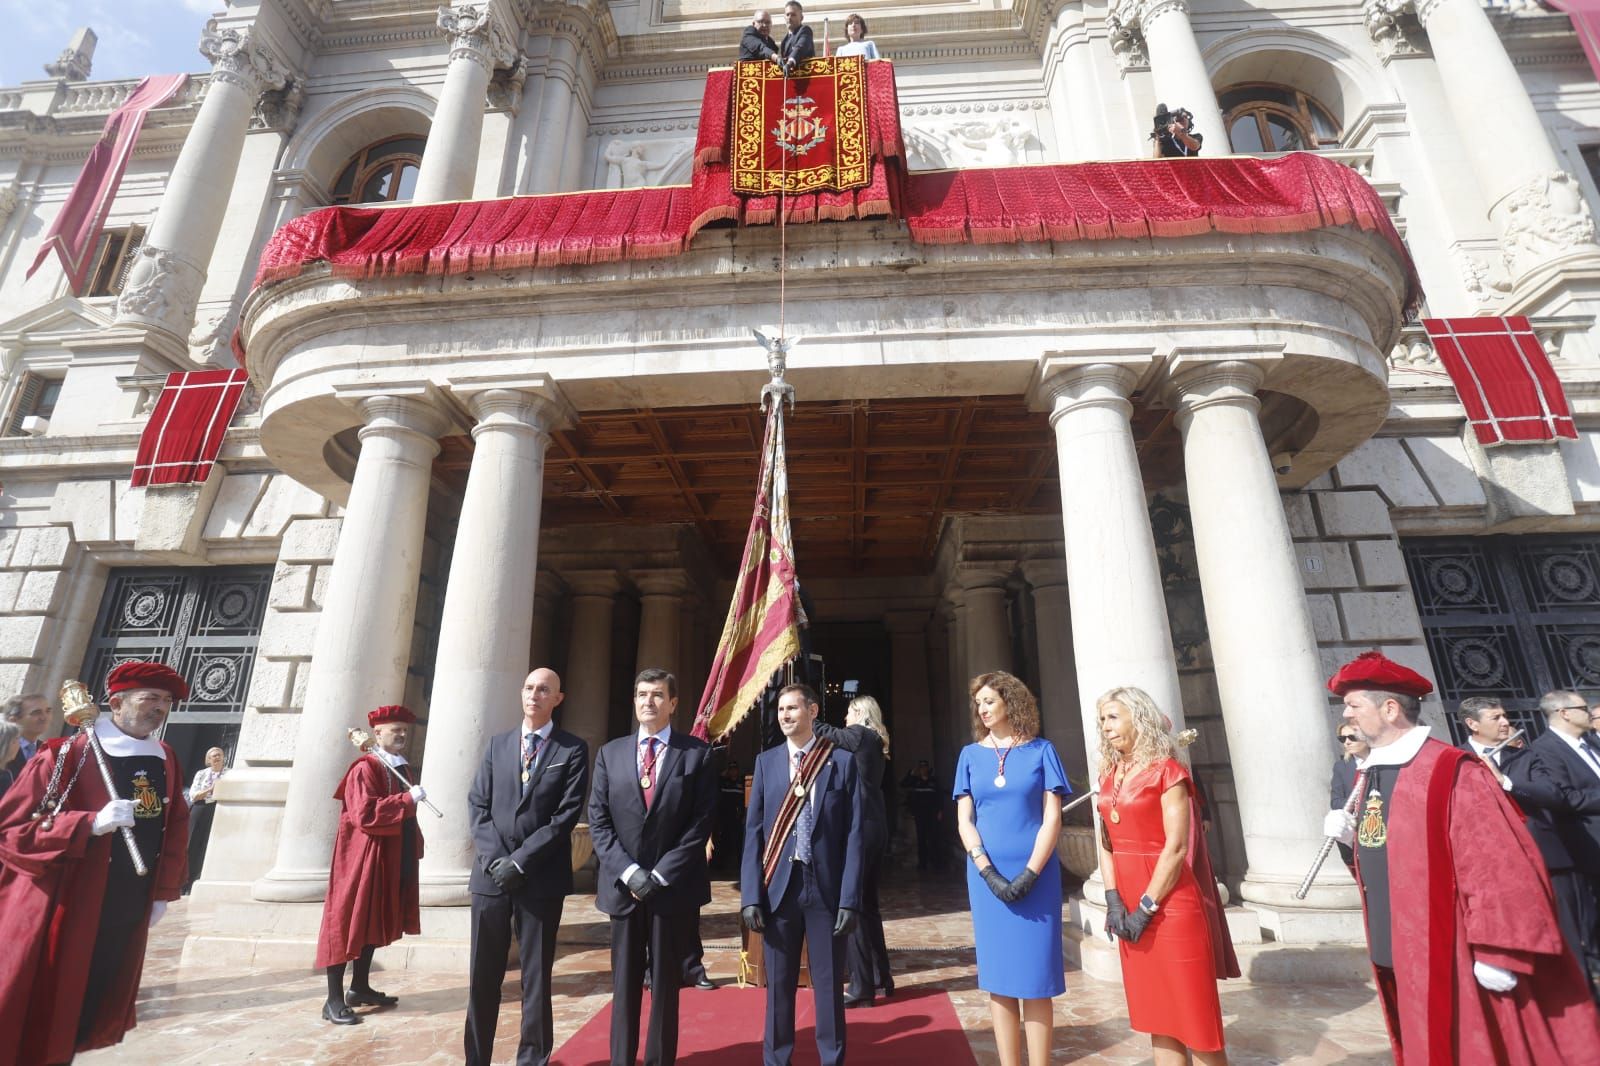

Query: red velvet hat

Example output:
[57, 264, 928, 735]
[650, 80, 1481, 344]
[367, 705, 417, 728]
[1326, 650, 1434, 699]
[106, 660, 190, 700]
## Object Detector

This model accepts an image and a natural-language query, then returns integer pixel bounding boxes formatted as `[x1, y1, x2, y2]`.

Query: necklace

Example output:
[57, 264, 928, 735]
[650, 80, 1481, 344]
[990, 734, 1016, 789]
[1109, 764, 1129, 823]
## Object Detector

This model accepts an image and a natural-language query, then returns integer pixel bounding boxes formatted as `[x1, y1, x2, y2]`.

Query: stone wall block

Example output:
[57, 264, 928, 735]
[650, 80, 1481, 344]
[15, 571, 63, 614]
[0, 664, 30, 697]
[1314, 491, 1395, 539]
[0, 529, 17, 567]
[1305, 593, 1342, 642]
[246, 659, 294, 710]
[1334, 438, 1437, 508]
[1337, 591, 1424, 643]
[0, 616, 47, 660]
[1405, 438, 1486, 508]
[0, 572, 21, 614]
[1352, 540, 1410, 587]
[1282, 494, 1318, 539]
[244, 476, 326, 539]
[1296, 542, 1358, 589]
[238, 710, 301, 763]
[290, 661, 309, 708]
[267, 563, 314, 610]
[310, 566, 328, 609]
[10, 527, 73, 570]
[47, 481, 114, 543]
[256, 610, 321, 658]
[113, 481, 142, 543]
[277, 518, 343, 564]
[202, 473, 270, 540]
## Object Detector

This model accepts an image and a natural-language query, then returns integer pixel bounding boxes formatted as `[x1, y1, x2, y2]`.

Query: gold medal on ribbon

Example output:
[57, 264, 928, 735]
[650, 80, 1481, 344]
[793, 783, 806, 798]
[640, 776, 652, 789]
[993, 775, 1007, 789]
[521, 769, 530, 784]
[1110, 808, 1121, 824]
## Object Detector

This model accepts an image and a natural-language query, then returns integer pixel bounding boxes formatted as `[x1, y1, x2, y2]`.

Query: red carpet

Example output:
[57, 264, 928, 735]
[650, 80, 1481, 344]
[553, 987, 977, 1065]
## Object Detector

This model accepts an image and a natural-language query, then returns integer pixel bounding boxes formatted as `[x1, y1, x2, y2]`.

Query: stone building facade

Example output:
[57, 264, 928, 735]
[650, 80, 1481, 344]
[1, 0, 1598, 975]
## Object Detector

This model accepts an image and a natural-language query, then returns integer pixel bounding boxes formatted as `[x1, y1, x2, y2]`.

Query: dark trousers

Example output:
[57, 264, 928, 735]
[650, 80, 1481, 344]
[465, 891, 564, 1066]
[912, 812, 938, 870]
[1551, 867, 1600, 994]
[845, 852, 891, 996]
[610, 905, 686, 1066]
[763, 862, 847, 1066]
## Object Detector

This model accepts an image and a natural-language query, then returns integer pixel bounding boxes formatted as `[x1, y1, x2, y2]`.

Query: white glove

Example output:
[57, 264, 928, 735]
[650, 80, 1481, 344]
[1473, 960, 1517, 992]
[148, 900, 168, 928]
[93, 799, 135, 836]
[409, 785, 427, 804]
[1322, 808, 1356, 846]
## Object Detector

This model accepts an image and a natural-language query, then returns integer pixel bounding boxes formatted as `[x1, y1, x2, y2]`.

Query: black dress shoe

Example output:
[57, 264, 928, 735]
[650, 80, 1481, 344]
[346, 988, 398, 1008]
[879, 978, 895, 997]
[693, 976, 716, 991]
[323, 1001, 362, 1025]
[843, 991, 874, 1009]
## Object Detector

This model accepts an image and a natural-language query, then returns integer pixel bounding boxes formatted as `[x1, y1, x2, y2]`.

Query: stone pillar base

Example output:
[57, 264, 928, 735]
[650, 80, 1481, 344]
[1245, 901, 1368, 945]
[419, 872, 473, 907]
[251, 868, 331, 903]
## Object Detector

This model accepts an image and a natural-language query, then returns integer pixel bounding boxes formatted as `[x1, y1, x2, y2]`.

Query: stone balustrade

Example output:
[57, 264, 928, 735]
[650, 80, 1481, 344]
[1389, 314, 1593, 376]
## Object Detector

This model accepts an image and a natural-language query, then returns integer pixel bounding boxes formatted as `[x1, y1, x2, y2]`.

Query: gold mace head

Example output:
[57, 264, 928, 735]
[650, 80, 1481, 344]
[347, 727, 376, 752]
[60, 679, 99, 727]
[1175, 728, 1199, 748]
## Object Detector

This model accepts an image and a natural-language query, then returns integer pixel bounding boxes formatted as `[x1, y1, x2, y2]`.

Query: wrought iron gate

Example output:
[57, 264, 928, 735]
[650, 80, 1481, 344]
[80, 566, 272, 773]
[1403, 535, 1600, 743]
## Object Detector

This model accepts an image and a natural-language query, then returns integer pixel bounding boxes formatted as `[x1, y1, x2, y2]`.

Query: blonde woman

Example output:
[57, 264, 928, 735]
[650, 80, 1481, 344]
[812, 694, 894, 1005]
[955, 671, 1068, 1066]
[1096, 687, 1237, 1066]
[184, 746, 228, 894]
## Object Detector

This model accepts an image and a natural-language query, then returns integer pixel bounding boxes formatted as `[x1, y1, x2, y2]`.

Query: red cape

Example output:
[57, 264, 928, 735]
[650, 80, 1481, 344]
[1358, 737, 1600, 1065]
[0, 733, 188, 1066]
[313, 755, 423, 968]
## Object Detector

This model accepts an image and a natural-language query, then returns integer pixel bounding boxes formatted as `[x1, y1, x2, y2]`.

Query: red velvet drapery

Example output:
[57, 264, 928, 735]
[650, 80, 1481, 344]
[130, 369, 249, 487]
[1424, 316, 1578, 445]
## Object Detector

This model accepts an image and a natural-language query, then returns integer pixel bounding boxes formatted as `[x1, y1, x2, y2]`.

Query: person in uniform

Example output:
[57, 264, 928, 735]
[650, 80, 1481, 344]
[0, 661, 190, 1066]
[1325, 650, 1600, 1063]
[314, 704, 427, 1025]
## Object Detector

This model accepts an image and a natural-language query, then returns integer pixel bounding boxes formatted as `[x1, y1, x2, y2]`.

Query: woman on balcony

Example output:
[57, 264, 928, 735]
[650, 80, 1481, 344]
[834, 14, 880, 60]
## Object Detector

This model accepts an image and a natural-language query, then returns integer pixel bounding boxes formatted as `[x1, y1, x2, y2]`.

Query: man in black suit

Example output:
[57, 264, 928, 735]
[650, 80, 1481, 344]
[741, 683, 863, 1066]
[740, 10, 781, 63]
[588, 668, 718, 1066]
[464, 667, 590, 1066]
[1513, 690, 1600, 993]
[3, 692, 50, 776]
[778, 0, 815, 73]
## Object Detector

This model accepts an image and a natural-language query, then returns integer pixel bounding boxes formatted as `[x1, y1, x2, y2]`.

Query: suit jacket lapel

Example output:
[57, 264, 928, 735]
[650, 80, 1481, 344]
[646, 738, 683, 820]
[518, 732, 551, 813]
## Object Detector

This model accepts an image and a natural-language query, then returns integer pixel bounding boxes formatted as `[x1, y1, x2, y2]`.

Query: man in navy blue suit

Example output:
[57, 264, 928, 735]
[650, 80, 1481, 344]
[740, 683, 864, 1066]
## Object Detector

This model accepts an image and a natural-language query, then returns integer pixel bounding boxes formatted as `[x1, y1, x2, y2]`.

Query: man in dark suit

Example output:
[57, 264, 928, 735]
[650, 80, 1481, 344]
[588, 667, 718, 1066]
[3, 692, 51, 776]
[464, 667, 590, 1066]
[741, 683, 863, 1066]
[778, 0, 815, 73]
[739, 10, 781, 63]
[1513, 690, 1600, 994]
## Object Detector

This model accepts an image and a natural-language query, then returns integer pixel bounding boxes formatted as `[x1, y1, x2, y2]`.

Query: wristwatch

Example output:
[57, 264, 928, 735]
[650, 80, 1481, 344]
[967, 845, 986, 860]
[1139, 894, 1159, 914]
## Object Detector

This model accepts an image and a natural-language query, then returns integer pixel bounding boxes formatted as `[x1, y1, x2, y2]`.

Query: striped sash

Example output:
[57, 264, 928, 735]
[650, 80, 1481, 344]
[761, 739, 835, 888]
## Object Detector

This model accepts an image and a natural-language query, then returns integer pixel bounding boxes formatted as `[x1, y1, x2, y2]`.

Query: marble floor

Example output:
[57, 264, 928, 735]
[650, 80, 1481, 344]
[84, 860, 1393, 1065]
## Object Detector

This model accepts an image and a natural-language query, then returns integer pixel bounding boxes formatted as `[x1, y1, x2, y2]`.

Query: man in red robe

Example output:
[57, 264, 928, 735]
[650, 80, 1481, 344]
[1326, 650, 1600, 1065]
[0, 660, 190, 1066]
[314, 704, 426, 1025]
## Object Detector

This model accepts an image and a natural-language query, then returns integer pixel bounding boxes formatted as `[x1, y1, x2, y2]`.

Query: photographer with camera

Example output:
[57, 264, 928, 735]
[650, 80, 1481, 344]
[1151, 103, 1202, 158]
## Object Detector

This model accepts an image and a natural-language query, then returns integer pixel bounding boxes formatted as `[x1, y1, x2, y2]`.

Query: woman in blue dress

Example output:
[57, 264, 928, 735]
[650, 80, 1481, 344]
[954, 670, 1068, 1066]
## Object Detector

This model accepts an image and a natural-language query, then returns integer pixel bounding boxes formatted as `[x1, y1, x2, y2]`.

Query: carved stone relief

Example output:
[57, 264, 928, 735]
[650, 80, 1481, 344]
[1362, 0, 1423, 59]
[199, 22, 292, 97]
[904, 119, 1043, 170]
[437, 4, 516, 74]
[1453, 247, 1511, 309]
[251, 80, 305, 132]
[1499, 171, 1599, 277]
[116, 244, 205, 340]
[603, 139, 692, 188]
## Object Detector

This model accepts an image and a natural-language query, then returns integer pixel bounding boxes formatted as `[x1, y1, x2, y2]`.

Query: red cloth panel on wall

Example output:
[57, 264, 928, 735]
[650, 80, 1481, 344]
[130, 369, 250, 488]
[1423, 317, 1577, 446]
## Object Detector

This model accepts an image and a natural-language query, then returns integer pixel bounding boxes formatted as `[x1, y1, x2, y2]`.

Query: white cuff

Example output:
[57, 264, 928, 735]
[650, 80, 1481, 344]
[622, 862, 641, 883]
[651, 869, 668, 886]
[1472, 960, 1517, 992]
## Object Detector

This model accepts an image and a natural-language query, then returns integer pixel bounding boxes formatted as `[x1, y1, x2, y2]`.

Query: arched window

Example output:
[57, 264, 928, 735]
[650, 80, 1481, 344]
[1220, 84, 1342, 154]
[331, 135, 426, 205]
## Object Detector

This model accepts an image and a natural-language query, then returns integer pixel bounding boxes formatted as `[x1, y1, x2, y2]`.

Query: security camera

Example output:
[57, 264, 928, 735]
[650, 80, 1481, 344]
[1270, 451, 1294, 476]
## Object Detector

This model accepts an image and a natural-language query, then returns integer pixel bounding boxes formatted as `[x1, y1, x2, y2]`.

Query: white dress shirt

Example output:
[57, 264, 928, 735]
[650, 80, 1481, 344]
[623, 724, 674, 886]
[1554, 729, 1600, 784]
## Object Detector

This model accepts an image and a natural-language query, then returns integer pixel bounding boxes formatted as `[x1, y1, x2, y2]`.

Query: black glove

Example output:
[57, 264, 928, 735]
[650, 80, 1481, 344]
[1122, 904, 1154, 943]
[1104, 889, 1129, 940]
[833, 908, 858, 937]
[488, 857, 525, 894]
[625, 867, 660, 901]
[741, 904, 765, 933]
[980, 865, 1011, 901]
[1005, 867, 1038, 903]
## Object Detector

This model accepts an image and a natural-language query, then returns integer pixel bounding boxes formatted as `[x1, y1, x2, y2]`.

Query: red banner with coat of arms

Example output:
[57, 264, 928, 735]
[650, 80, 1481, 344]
[732, 56, 870, 195]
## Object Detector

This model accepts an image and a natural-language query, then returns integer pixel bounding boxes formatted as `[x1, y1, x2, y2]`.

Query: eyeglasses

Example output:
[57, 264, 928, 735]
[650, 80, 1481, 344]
[1339, 735, 1360, 743]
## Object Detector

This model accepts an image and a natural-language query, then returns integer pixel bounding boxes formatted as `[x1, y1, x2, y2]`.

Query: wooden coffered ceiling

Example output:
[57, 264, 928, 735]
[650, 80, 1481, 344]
[435, 395, 1181, 576]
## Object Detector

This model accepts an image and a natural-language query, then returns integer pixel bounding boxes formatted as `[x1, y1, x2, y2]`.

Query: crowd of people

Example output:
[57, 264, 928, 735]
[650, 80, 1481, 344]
[3, 646, 1600, 1064]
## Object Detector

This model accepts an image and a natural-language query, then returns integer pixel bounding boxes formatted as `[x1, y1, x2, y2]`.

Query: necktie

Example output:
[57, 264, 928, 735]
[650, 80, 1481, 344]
[641, 737, 660, 809]
[793, 750, 813, 863]
[522, 732, 543, 793]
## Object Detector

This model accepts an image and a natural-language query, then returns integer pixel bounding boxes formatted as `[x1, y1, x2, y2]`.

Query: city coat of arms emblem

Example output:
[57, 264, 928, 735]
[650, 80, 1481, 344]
[772, 95, 827, 156]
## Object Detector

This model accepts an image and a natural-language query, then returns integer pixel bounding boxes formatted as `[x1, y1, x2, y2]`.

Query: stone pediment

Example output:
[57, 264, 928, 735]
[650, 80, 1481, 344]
[0, 294, 116, 344]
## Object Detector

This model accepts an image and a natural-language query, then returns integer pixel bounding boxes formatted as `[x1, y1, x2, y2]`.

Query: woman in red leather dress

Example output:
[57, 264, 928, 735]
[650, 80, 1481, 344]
[1096, 686, 1236, 1066]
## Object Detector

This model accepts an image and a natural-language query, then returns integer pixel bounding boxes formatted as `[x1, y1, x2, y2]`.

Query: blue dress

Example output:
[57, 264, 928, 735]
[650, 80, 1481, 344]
[954, 737, 1069, 999]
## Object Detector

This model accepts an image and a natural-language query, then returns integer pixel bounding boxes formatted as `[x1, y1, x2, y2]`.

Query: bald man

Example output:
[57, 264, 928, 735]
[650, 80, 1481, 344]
[740, 9, 781, 63]
[465, 668, 590, 1066]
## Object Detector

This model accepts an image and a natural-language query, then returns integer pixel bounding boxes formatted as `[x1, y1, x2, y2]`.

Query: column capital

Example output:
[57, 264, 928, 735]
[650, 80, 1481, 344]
[1020, 558, 1069, 591]
[565, 569, 622, 599]
[632, 568, 693, 599]
[449, 375, 576, 434]
[1035, 357, 1151, 424]
[436, 3, 516, 75]
[534, 569, 567, 605]
[333, 383, 456, 441]
[955, 565, 1011, 594]
[199, 21, 291, 96]
[1166, 356, 1273, 423]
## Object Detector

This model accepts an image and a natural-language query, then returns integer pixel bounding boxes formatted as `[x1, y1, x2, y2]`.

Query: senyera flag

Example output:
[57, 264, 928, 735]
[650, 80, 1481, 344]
[692, 400, 805, 742]
[730, 56, 870, 196]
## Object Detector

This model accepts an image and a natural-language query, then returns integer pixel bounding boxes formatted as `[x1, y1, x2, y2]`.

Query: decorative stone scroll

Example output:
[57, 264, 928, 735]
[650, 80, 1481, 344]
[436, 4, 516, 75]
[1362, 0, 1424, 58]
[199, 22, 292, 97]
[1499, 171, 1599, 276]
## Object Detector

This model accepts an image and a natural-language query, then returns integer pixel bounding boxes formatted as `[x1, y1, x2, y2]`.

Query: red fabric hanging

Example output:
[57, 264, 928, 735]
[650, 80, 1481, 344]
[130, 369, 249, 488]
[1423, 317, 1578, 446]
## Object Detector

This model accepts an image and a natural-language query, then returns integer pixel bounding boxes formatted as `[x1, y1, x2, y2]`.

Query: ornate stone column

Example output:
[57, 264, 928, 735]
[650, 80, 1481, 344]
[884, 610, 933, 768]
[414, 5, 513, 204]
[1107, 0, 1224, 153]
[255, 391, 449, 902]
[529, 570, 565, 668]
[116, 21, 289, 346]
[959, 568, 1014, 677]
[1408, 0, 1598, 280]
[525, 35, 580, 193]
[634, 569, 690, 676]
[560, 570, 620, 763]
[417, 385, 571, 905]
[1040, 362, 1185, 747]
[1171, 359, 1358, 919]
[1022, 559, 1086, 785]
[945, 590, 971, 750]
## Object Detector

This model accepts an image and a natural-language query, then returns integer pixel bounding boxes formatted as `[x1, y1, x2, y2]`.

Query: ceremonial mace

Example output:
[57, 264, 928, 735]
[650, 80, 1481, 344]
[346, 728, 443, 817]
[60, 679, 148, 877]
[1294, 766, 1365, 901]
[1485, 728, 1524, 757]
